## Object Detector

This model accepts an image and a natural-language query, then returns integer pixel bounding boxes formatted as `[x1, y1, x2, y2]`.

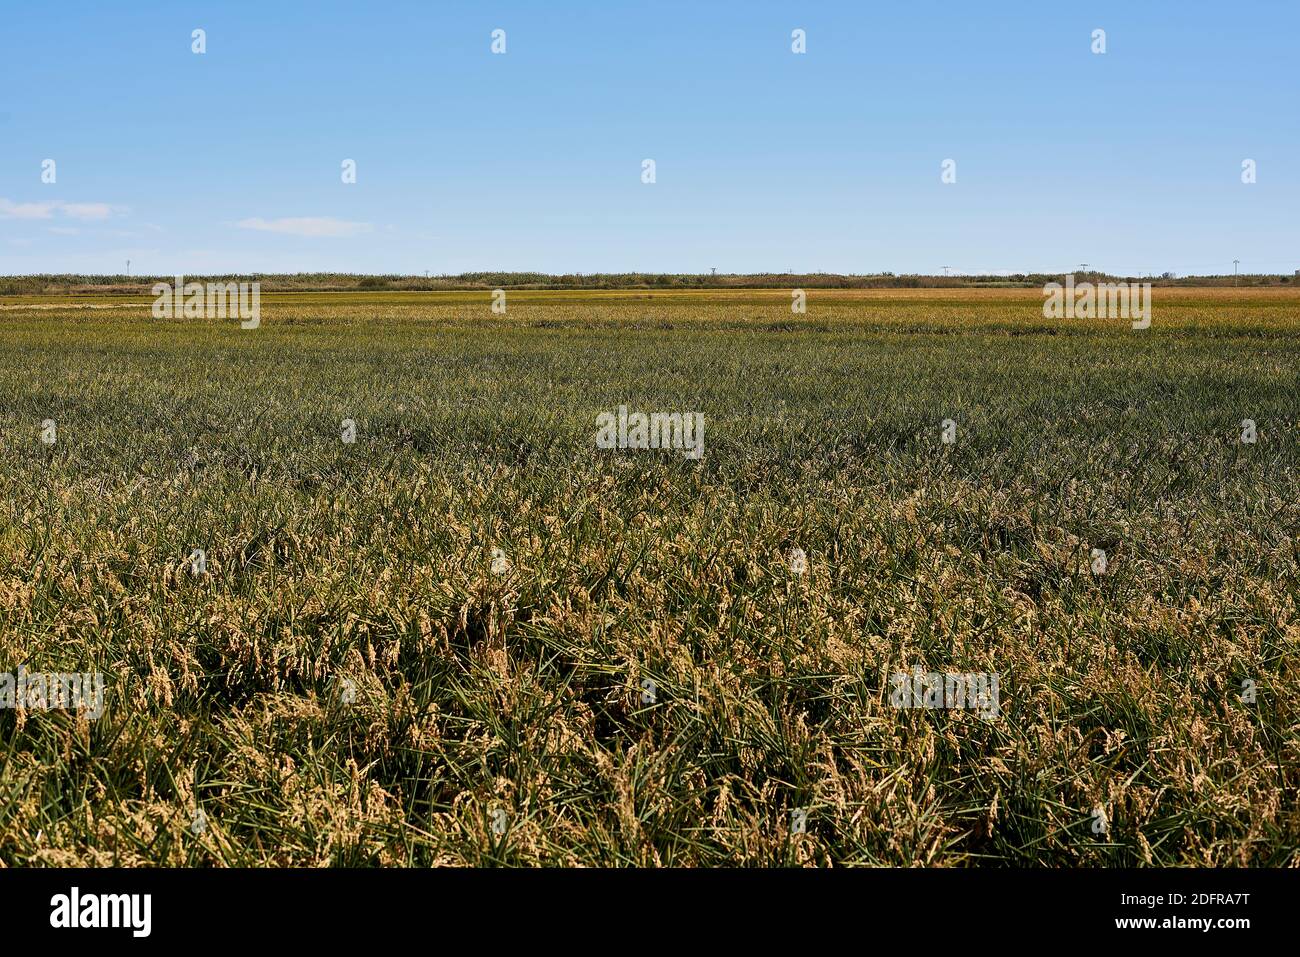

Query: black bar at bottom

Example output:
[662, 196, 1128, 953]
[0, 868, 1277, 943]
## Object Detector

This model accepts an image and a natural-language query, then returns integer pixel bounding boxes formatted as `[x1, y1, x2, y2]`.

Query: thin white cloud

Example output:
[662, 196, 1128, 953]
[47, 226, 81, 236]
[59, 202, 116, 221]
[0, 198, 124, 221]
[235, 216, 373, 238]
[0, 199, 57, 219]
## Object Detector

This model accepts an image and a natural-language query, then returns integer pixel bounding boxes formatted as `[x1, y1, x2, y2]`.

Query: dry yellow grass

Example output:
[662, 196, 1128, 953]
[1, 288, 1297, 865]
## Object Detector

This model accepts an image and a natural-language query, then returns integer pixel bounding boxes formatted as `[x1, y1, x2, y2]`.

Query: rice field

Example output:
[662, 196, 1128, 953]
[1, 287, 1297, 866]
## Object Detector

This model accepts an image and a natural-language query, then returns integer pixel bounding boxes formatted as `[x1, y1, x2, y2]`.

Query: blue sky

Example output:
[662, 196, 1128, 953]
[1, 0, 1296, 276]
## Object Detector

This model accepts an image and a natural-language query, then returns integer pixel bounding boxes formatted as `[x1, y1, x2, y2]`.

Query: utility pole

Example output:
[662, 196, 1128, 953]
[711, 267, 716, 277]
[942, 266, 951, 277]
[126, 259, 130, 277]
[1233, 259, 1240, 285]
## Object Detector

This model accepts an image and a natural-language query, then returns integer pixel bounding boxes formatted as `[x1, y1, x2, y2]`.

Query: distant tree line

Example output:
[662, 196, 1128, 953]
[0, 271, 1294, 295]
